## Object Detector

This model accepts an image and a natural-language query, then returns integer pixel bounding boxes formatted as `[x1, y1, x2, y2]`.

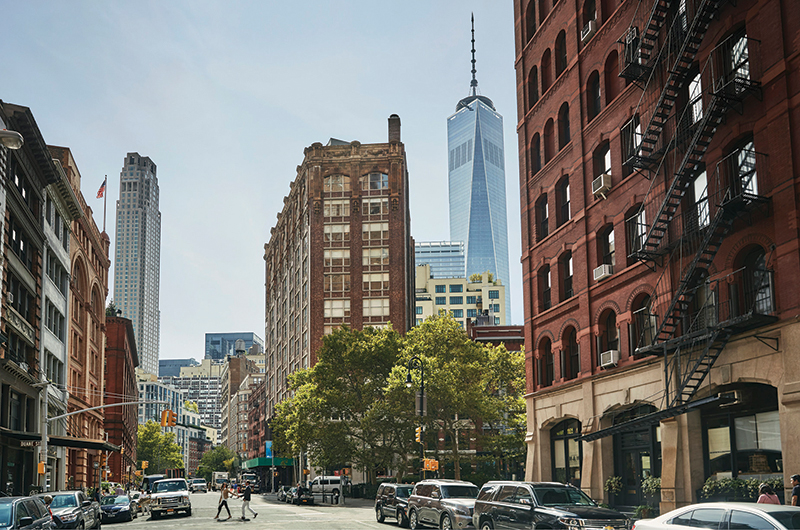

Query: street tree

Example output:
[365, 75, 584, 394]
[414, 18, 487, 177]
[273, 325, 409, 483]
[184, 400, 199, 413]
[197, 445, 238, 482]
[136, 420, 184, 473]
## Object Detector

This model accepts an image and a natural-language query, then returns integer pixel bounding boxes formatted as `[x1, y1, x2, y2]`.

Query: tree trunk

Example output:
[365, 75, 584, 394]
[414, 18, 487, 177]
[453, 426, 461, 481]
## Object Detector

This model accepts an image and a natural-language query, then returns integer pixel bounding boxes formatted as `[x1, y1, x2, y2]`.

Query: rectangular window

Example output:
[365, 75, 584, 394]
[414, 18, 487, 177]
[493, 304, 500, 312]
[363, 298, 390, 316]
[323, 249, 350, 267]
[363, 272, 389, 291]
[362, 198, 389, 216]
[323, 224, 350, 242]
[467, 309, 477, 318]
[452, 309, 464, 318]
[323, 199, 349, 217]
[435, 296, 446, 305]
[416, 306, 423, 315]
[488, 290, 500, 299]
[362, 248, 389, 266]
[449, 284, 463, 293]
[323, 299, 350, 318]
[466, 296, 477, 304]
[435, 285, 446, 293]
[362, 222, 388, 241]
[362, 172, 389, 190]
[449, 296, 463, 305]
[324, 274, 350, 292]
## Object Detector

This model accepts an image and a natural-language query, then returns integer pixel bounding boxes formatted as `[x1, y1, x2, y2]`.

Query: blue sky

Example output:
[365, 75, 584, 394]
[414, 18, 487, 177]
[2, 1, 522, 359]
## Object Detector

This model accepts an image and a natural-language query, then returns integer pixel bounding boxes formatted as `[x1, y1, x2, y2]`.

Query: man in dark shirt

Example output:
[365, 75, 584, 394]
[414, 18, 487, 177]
[791, 474, 800, 506]
[240, 480, 257, 520]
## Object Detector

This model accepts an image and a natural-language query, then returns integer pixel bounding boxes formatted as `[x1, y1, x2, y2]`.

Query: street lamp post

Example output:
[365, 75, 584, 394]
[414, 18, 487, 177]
[405, 356, 425, 480]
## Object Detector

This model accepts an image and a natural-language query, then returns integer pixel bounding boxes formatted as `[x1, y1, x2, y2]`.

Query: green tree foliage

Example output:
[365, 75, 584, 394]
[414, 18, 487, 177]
[273, 325, 408, 484]
[105, 300, 119, 317]
[184, 400, 199, 413]
[196, 445, 238, 482]
[469, 273, 483, 283]
[136, 421, 184, 473]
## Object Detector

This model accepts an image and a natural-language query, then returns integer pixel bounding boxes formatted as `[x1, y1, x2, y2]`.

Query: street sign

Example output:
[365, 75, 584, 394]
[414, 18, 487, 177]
[20, 440, 40, 447]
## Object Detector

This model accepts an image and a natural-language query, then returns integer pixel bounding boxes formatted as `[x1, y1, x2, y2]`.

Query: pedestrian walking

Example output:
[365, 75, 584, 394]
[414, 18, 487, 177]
[240, 480, 257, 520]
[791, 474, 800, 506]
[214, 482, 233, 520]
[757, 483, 780, 504]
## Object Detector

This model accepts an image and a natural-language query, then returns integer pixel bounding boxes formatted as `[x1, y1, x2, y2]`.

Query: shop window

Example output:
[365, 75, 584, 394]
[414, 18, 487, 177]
[551, 419, 582, 487]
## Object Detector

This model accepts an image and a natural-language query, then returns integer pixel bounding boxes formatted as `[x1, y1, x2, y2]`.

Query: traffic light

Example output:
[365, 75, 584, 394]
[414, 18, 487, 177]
[415, 426, 422, 443]
[37, 462, 45, 474]
[160, 409, 169, 427]
[101, 454, 107, 467]
[168, 410, 178, 427]
[141, 460, 149, 469]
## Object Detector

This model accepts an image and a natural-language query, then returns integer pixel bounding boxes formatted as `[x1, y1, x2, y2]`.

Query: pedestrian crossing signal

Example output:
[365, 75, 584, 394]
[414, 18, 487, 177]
[423, 459, 439, 471]
[415, 426, 422, 443]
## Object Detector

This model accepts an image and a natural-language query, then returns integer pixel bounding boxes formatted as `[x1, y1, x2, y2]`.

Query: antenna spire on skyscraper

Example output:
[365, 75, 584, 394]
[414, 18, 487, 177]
[470, 13, 478, 96]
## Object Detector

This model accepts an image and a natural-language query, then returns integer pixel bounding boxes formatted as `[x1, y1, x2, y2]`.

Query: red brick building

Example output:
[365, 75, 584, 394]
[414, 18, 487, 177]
[467, 320, 525, 352]
[515, 0, 800, 510]
[104, 316, 138, 485]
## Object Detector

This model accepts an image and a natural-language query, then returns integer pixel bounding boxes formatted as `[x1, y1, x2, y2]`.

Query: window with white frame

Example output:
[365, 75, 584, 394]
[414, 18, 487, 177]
[362, 248, 389, 266]
[324, 199, 349, 217]
[323, 224, 350, 242]
[363, 298, 390, 317]
[362, 198, 389, 216]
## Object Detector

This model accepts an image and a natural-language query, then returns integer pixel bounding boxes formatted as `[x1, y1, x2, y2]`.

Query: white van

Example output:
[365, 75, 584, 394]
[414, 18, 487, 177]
[309, 476, 345, 496]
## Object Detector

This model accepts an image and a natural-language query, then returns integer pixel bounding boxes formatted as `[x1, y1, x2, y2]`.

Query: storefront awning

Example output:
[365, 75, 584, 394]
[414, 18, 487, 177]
[242, 457, 294, 469]
[48, 435, 120, 452]
[578, 394, 730, 442]
[0, 427, 40, 442]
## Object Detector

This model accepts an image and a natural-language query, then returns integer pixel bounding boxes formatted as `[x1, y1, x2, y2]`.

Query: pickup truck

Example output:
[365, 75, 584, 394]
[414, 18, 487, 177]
[150, 478, 192, 518]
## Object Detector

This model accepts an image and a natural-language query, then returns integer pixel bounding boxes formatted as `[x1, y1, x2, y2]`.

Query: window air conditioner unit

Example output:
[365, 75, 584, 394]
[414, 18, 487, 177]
[593, 264, 613, 281]
[6, 292, 13, 304]
[19, 362, 29, 372]
[599, 349, 620, 368]
[581, 20, 597, 44]
[592, 172, 612, 199]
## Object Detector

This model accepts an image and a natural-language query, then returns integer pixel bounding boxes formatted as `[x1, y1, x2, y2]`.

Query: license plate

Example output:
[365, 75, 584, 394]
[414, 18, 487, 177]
[168, 509, 174, 513]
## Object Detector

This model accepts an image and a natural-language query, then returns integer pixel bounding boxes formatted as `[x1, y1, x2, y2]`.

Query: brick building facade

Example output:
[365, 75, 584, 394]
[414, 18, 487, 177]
[514, 0, 800, 510]
[104, 316, 138, 485]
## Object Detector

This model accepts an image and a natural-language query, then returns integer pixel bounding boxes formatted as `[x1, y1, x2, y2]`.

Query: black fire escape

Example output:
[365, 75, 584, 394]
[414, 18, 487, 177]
[582, 0, 773, 442]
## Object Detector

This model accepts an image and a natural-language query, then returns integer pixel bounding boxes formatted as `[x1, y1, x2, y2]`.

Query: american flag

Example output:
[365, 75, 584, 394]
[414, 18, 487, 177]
[96, 177, 107, 199]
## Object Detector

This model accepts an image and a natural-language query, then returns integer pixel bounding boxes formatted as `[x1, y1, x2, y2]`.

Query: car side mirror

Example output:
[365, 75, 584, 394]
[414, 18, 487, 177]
[82, 500, 92, 507]
[18, 516, 34, 527]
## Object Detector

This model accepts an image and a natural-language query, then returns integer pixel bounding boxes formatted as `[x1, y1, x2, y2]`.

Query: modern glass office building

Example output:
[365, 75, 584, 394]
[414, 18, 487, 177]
[415, 241, 466, 279]
[447, 23, 511, 318]
[205, 332, 264, 360]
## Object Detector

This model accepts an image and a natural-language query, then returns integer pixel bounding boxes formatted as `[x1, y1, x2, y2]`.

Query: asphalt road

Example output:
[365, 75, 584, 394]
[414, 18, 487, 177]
[111, 490, 400, 530]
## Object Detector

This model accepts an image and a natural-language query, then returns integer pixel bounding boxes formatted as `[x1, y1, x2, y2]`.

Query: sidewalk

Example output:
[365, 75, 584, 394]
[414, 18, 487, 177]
[258, 493, 373, 508]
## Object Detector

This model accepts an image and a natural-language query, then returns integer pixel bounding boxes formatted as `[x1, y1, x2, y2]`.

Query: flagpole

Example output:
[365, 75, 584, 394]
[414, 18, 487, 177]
[103, 174, 107, 232]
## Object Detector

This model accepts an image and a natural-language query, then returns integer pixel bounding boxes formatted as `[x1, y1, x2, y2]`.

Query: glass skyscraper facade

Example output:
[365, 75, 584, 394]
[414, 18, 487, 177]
[447, 95, 511, 319]
[415, 241, 465, 279]
[205, 332, 264, 360]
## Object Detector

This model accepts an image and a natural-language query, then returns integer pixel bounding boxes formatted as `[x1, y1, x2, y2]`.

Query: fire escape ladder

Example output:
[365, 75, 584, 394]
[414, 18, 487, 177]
[619, 0, 672, 84]
[632, 0, 721, 169]
[671, 328, 734, 406]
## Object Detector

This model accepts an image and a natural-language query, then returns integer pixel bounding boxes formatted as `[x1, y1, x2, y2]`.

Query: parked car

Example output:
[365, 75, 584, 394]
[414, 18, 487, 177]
[149, 478, 192, 519]
[309, 476, 345, 497]
[472, 481, 629, 530]
[375, 483, 414, 527]
[0, 495, 52, 529]
[189, 479, 207, 493]
[632, 502, 800, 530]
[100, 494, 137, 522]
[407, 479, 479, 530]
[48, 490, 102, 529]
[289, 486, 314, 506]
[141, 475, 166, 495]
[276, 486, 291, 502]
[129, 491, 144, 514]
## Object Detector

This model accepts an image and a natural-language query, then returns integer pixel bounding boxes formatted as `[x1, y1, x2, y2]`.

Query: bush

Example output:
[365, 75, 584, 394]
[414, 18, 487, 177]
[642, 476, 661, 496]
[700, 477, 783, 501]
[604, 476, 623, 494]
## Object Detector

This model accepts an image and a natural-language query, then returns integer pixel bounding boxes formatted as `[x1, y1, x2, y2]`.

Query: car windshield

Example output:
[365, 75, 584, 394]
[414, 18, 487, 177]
[193, 480, 205, 484]
[396, 486, 413, 498]
[770, 512, 800, 529]
[532, 487, 597, 507]
[51, 494, 78, 508]
[0, 503, 10, 527]
[101, 496, 129, 506]
[154, 481, 185, 492]
[441, 485, 479, 498]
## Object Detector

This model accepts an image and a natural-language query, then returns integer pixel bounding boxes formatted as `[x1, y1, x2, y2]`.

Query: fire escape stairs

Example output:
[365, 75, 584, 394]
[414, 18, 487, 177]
[670, 328, 735, 407]
[635, 0, 721, 168]
[638, 0, 672, 69]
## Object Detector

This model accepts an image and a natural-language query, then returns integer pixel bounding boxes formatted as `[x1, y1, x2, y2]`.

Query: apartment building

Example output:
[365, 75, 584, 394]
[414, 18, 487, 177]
[414, 264, 507, 327]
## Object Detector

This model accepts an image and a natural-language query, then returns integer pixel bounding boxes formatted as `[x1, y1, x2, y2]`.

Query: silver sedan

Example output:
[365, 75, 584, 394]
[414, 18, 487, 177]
[633, 502, 800, 530]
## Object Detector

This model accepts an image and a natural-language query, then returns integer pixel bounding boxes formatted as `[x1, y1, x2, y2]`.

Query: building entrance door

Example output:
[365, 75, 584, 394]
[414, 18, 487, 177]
[618, 430, 653, 507]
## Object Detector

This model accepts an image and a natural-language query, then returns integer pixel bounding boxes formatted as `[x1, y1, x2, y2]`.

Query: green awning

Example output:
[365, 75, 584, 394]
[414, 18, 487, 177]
[242, 457, 293, 469]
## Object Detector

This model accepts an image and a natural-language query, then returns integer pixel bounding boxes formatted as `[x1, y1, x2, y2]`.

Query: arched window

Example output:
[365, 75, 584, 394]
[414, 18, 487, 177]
[625, 204, 646, 265]
[528, 66, 539, 109]
[324, 174, 351, 193]
[558, 103, 571, 149]
[539, 0, 550, 25]
[599, 310, 619, 354]
[536, 194, 549, 241]
[563, 327, 579, 379]
[551, 419, 582, 487]
[599, 225, 615, 270]
[592, 140, 611, 179]
[742, 247, 773, 315]
[525, 1, 537, 43]
[560, 251, 573, 301]
[539, 265, 552, 310]
[556, 176, 570, 227]
[604, 51, 620, 104]
[531, 134, 542, 175]
[728, 136, 759, 198]
[582, 0, 597, 27]
[538, 337, 554, 387]
[555, 31, 568, 77]
[587, 71, 601, 120]
[361, 172, 388, 191]
[631, 294, 656, 353]
[541, 49, 553, 93]
[544, 119, 555, 163]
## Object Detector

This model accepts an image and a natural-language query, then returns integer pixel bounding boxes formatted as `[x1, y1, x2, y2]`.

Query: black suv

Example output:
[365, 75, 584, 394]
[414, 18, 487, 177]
[472, 481, 629, 530]
[375, 483, 414, 527]
[48, 490, 102, 529]
[408, 479, 479, 530]
[0, 496, 52, 529]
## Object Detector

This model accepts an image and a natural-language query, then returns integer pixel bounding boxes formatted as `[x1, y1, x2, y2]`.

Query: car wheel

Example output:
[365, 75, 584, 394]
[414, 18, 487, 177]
[441, 514, 453, 530]
[376, 506, 385, 523]
[152, 511, 160, 519]
[398, 509, 409, 528]
[480, 520, 494, 530]
[94, 516, 102, 529]
[78, 523, 85, 530]
[187, 508, 192, 516]
[409, 509, 420, 530]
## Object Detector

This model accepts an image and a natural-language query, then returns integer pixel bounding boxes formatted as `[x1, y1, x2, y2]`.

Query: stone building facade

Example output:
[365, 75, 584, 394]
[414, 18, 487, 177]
[104, 316, 138, 485]
[514, 0, 800, 510]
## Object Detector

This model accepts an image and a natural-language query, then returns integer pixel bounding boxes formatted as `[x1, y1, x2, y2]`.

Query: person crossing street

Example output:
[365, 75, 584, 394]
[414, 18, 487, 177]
[214, 481, 233, 520]
[240, 480, 258, 520]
